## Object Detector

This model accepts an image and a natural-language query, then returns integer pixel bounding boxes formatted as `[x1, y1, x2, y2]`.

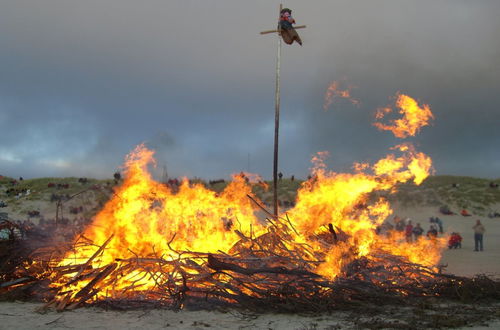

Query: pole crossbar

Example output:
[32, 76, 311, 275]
[260, 25, 306, 35]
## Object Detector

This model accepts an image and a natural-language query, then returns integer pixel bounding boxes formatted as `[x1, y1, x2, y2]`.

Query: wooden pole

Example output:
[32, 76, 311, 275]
[273, 11, 282, 219]
[270, 4, 284, 218]
[260, 4, 305, 218]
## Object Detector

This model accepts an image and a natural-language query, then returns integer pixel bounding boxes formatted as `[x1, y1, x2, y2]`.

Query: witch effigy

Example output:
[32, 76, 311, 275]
[279, 8, 302, 46]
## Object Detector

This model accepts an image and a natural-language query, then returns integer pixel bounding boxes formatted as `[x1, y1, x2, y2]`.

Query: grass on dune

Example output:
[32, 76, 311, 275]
[1, 174, 499, 217]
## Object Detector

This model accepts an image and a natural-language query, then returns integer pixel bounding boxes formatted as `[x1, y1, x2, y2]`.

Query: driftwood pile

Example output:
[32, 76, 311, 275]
[1, 211, 500, 313]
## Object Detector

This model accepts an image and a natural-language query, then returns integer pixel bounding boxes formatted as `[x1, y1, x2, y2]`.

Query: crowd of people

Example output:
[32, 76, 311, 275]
[381, 214, 487, 252]
[402, 217, 443, 242]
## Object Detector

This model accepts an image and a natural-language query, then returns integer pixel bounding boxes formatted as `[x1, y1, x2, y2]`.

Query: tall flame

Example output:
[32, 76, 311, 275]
[54, 93, 444, 301]
[63, 145, 263, 264]
[288, 142, 439, 280]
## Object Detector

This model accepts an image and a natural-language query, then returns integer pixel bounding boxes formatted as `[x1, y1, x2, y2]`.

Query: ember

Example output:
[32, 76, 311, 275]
[323, 80, 360, 110]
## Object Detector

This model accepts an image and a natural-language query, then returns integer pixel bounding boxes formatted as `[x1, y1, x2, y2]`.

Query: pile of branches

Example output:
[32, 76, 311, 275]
[1, 213, 500, 313]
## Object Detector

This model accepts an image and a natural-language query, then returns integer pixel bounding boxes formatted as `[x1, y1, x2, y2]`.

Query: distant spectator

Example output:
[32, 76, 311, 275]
[19, 177, 23, 181]
[378, 221, 394, 236]
[394, 216, 405, 232]
[430, 217, 444, 234]
[291, 175, 295, 182]
[472, 219, 485, 251]
[448, 232, 462, 249]
[435, 217, 444, 233]
[461, 209, 472, 217]
[488, 211, 500, 218]
[405, 220, 413, 243]
[439, 205, 454, 215]
[28, 210, 40, 217]
[427, 225, 438, 239]
[278, 172, 283, 181]
[209, 179, 225, 185]
[412, 223, 424, 240]
[113, 172, 121, 181]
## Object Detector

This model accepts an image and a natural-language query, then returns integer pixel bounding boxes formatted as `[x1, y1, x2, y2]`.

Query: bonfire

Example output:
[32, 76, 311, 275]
[1, 95, 499, 314]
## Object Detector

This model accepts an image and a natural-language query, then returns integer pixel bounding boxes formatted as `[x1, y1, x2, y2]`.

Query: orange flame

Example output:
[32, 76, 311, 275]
[287, 143, 441, 280]
[56, 145, 266, 296]
[323, 81, 360, 110]
[54, 93, 443, 301]
[374, 93, 434, 138]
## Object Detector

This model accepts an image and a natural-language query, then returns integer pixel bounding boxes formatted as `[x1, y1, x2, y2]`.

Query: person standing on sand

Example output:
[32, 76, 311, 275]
[427, 225, 438, 239]
[405, 220, 413, 243]
[412, 223, 424, 240]
[472, 219, 485, 251]
[434, 217, 444, 234]
[394, 216, 405, 232]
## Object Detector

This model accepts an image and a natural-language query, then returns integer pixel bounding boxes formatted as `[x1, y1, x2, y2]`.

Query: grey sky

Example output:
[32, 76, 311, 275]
[0, 1, 499, 180]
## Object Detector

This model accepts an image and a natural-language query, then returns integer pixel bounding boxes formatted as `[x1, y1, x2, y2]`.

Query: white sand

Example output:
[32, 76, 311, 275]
[0, 301, 498, 329]
[0, 302, 353, 329]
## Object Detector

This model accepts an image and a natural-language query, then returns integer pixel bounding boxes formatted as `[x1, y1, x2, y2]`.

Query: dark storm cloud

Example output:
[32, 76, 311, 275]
[302, 1, 500, 177]
[0, 1, 498, 179]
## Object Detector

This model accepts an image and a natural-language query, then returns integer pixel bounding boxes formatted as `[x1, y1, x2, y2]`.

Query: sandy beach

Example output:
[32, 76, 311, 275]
[0, 302, 348, 329]
[0, 301, 498, 330]
[1, 203, 500, 329]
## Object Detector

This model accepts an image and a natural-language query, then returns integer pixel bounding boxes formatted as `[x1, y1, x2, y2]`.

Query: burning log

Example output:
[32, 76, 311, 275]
[66, 263, 118, 310]
[328, 223, 337, 242]
[206, 254, 320, 278]
[0, 277, 36, 289]
[69, 234, 114, 282]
